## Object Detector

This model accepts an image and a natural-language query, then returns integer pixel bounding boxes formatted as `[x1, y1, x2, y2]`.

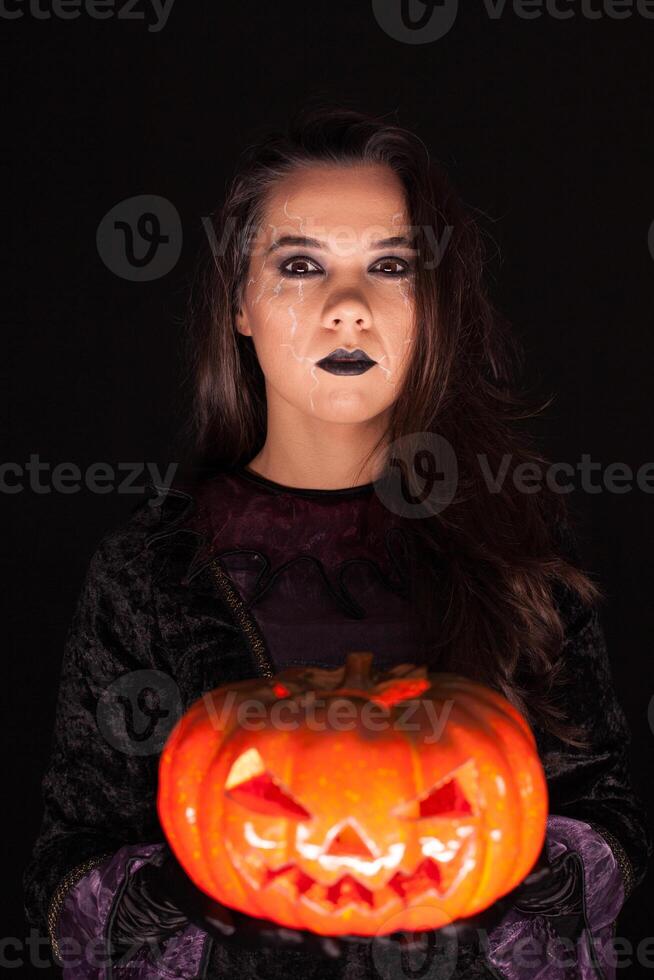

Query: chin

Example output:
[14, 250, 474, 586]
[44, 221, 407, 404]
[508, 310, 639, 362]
[312, 407, 388, 426]
[308, 391, 388, 423]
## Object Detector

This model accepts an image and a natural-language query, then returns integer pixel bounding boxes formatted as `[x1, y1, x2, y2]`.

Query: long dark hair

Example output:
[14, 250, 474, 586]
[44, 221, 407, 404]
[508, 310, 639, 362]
[179, 102, 601, 745]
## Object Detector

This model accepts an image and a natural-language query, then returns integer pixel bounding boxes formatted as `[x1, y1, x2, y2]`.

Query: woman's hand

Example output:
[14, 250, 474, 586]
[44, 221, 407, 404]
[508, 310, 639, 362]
[111, 849, 191, 954]
[508, 842, 585, 942]
[511, 843, 583, 916]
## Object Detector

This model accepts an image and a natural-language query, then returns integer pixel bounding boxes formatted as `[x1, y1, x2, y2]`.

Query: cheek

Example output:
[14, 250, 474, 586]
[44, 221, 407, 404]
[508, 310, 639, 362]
[370, 284, 417, 370]
[247, 280, 317, 371]
[247, 273, 310, 317]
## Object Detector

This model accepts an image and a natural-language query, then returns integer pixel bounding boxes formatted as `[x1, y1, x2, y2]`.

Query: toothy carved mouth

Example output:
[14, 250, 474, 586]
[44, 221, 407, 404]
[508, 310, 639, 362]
[262, 857, 443, 909]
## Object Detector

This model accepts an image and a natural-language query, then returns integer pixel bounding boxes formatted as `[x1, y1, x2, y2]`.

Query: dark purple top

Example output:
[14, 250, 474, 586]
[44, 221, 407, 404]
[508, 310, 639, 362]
[184, 463, 440, 672]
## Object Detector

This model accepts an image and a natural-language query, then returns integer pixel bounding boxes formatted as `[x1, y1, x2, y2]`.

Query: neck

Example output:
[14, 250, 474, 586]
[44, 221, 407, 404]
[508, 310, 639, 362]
[247, 397, 390, 490]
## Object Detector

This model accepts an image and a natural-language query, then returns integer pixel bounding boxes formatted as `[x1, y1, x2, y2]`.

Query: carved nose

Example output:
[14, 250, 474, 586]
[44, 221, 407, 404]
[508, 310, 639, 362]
[325, 822, 375, 858]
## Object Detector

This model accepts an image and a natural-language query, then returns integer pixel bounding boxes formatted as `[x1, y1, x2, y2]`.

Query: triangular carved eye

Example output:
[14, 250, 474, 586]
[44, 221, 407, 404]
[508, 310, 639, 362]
[225, 748, 310, 819]
[415, 777, 472, 817]
[393, 762, 477, 819]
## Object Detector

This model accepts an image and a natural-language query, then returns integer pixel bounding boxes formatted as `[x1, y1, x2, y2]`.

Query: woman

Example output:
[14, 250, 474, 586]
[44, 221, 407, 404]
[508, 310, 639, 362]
[23, 105, 650, 979]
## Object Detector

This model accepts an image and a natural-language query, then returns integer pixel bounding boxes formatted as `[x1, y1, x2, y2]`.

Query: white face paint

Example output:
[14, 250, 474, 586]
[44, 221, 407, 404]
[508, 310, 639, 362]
[235, 163, 417, 430]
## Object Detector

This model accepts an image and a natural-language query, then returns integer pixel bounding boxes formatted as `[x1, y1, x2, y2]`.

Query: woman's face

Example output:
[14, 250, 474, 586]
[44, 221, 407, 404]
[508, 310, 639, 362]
[236, 163, 417, 425]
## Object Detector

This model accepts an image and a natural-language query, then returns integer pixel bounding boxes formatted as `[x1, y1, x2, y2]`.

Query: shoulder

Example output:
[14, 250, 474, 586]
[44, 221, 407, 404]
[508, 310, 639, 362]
[81, 481, 205, 596]
[83, 467, 252, 597]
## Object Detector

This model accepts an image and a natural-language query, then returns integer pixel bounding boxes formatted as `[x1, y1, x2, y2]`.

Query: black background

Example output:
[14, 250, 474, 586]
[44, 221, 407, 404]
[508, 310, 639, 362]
[5, 2, 654, 976]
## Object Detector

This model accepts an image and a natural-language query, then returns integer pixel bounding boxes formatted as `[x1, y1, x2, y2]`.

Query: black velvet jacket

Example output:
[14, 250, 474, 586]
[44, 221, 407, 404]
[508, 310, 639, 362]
[23, 478, 651, 979]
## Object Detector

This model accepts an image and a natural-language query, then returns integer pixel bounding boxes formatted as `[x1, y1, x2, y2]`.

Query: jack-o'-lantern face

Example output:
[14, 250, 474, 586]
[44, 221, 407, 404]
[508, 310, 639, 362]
[158, 653, 547, 935]
[218, 726, 482, 934]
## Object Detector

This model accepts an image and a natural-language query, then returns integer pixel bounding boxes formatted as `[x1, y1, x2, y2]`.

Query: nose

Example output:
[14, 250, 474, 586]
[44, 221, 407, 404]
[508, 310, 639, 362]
[325, 821, 375, 859]
[323, 291, 371, 333]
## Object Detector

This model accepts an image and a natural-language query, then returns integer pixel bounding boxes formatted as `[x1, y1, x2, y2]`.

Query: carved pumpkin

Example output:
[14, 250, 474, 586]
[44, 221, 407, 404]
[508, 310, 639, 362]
[157, 652, 547, 935]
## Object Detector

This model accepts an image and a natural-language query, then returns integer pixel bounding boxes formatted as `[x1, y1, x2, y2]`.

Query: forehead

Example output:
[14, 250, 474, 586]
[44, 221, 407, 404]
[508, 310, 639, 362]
[259, 163, 410, 246]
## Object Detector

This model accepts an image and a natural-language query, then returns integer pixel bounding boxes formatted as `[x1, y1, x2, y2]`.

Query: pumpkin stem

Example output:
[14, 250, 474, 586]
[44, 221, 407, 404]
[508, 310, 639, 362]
[342, 652, 375, 689]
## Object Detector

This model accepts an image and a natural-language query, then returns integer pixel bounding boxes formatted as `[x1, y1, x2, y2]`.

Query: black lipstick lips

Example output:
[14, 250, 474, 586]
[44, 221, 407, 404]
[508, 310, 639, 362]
[315, 348, 377, 376]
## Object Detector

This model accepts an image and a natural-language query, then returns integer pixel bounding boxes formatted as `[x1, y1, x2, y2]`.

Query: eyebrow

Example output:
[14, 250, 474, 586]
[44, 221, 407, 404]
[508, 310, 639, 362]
[266, 234, 417, 255]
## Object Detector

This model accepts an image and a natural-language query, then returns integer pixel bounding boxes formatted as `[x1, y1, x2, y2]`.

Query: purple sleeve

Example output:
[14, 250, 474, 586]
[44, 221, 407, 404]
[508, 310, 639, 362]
[485, 815, 624, 980]
[53, 842, 209, 980]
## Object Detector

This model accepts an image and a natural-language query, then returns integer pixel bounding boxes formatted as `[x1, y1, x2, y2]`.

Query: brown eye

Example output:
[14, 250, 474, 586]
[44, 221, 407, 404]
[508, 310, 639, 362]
[279, 255, 322, 277]
[371, 256, 412, 277]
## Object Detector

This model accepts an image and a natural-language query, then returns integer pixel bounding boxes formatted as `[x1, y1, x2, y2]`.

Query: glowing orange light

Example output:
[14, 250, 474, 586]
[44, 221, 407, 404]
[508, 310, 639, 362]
[157, 653, 547, 936]
[371, 678, 431, 707]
